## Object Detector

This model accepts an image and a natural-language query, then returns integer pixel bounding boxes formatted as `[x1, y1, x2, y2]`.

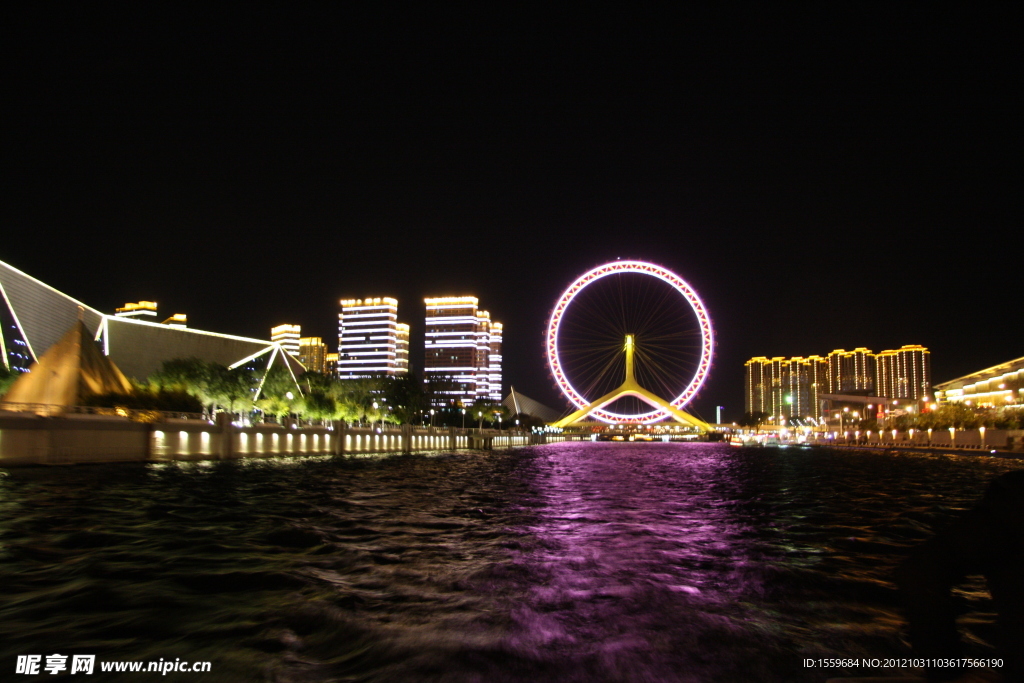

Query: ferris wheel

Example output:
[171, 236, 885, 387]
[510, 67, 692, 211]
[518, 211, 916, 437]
[546, 260, 714, 427]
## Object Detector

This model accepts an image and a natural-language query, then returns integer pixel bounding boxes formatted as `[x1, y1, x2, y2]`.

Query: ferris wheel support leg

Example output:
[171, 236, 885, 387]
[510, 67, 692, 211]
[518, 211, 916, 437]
[550, 385, 710, 432]
[629, 386, 711, 432]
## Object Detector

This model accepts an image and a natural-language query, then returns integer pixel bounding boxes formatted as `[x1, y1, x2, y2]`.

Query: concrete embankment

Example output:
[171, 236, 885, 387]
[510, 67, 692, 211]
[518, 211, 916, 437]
[0, 412, 536, 466]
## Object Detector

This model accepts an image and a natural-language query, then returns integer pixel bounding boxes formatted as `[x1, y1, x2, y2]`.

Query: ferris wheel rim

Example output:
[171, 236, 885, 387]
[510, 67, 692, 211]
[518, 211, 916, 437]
[546, 260, 714, 424]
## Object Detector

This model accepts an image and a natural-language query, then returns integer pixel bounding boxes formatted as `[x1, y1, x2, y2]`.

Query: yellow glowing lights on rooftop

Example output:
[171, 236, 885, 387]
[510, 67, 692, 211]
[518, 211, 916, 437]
[116, 301, 158, 313]
[424, 296, 479, 305]
[271, 324, 301, 335]
[340, 298, 397, 307]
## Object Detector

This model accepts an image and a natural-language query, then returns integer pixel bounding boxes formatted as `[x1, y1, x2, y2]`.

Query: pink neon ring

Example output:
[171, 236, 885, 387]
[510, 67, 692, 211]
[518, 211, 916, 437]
[547, 260, 714, 424]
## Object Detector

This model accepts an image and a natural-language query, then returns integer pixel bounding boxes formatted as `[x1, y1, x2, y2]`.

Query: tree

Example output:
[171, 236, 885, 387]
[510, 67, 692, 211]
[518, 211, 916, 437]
[469, 398, 507, 428]
[208, 364, 255, 415]
[738, 411, 769, 433]
[301, 392, 338, 423]
[0, 365, 20, 398]
[149, 358, 218, 412]
[382, 372, 426, 424]
[260, 364, 301, 402]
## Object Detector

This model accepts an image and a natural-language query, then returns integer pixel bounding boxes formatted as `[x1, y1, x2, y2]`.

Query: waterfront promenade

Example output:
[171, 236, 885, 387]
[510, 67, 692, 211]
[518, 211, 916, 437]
[0, 409, 538, 466]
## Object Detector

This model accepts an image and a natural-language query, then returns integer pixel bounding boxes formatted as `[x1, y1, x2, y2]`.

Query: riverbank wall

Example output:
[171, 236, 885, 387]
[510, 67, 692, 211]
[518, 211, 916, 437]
[0, 412, 536, 466]
[802, 428, 1024, 452]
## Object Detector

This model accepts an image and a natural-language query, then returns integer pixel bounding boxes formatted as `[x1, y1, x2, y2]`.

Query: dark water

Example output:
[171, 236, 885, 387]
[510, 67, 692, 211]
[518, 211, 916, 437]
[1, 443, 1021, 682]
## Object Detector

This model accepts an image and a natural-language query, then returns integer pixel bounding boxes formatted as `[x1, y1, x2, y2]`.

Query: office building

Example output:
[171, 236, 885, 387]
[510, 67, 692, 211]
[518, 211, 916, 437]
[488, 321, 503, 402]
[423, 296, 503, 406]
[161, 313, 187, 329]
[396, 323, 410, 374]
[271, 324, 301, 357]
[115, 301, 158, 320]
[337, 298, 407, 378]
[298, 337, 328, 374]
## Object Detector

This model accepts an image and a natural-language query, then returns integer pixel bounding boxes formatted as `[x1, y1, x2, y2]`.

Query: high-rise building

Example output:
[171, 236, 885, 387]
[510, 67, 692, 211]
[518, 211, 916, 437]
[325, 352, 338, 375]
[746, 345, 931, 421]
[807, 354, 829, 418]
[423, 296, 502, 406]
[396, 323, 410, 374]
[115, 301, 158, 320]
[271, 324, 301, 357]
[744, 356, 768, 416]
[337, 298, 408, 378]
[744, 356, 811, 421]
[488, 321, 503, 403]
[298, 336, 328, 374]
[875, 345, 930, 400]
[161, 313, 188, 329]
[827, 348, 875, 393]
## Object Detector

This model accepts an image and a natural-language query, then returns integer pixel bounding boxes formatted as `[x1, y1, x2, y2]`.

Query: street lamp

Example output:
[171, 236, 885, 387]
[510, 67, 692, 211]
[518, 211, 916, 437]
[461, 408, 466, 429]
[430, 409, 435, 427]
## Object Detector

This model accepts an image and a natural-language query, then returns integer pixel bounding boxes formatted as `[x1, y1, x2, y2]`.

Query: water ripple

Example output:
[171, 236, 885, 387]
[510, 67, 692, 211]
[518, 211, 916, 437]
[1, 444, 1019, 681]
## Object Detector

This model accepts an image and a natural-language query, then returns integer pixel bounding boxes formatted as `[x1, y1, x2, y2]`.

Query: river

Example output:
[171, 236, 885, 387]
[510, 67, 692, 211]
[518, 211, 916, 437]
[1, 442, 1020, 681]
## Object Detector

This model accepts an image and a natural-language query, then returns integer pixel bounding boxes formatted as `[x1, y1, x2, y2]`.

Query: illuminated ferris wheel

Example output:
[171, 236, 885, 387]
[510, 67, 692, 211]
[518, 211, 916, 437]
[547, 260, 713, 428]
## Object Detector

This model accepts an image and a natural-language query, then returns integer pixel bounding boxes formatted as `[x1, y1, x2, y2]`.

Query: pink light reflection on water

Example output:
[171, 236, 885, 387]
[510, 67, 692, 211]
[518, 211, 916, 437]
[496, 442, 783, 680]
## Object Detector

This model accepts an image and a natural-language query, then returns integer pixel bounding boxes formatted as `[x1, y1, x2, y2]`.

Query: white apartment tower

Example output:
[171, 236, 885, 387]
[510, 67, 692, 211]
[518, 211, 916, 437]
[337, 298, 408, 378]
[424, 296, 502, 406]
[270, 324, 301, 357]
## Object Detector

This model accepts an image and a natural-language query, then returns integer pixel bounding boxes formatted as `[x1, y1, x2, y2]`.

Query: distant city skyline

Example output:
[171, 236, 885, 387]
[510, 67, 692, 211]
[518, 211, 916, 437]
[745, 345, 932, 421]
[6, 9, 1017, 422]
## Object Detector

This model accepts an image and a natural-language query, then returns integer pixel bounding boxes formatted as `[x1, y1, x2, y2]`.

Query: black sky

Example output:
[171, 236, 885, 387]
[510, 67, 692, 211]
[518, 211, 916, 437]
[5, 8, 1021, 422]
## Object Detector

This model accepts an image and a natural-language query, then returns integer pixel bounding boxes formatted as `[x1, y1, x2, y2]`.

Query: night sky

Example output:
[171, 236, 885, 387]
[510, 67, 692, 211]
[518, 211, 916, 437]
[5, 8, 1020, 422]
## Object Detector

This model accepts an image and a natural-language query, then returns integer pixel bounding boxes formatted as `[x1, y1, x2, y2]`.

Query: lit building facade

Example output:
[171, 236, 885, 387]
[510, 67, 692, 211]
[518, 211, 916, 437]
[935, 356, 1024, 408]
[337, 298, 408, 378]
[0, 258, 303, 381]
[161, 314, 187, 329]
[115, 301, 158, 320]
[746, 345, 932, 421]
[744, 357, 768, 416]
[827, 348, 875, 393]
[744, 356, 824, 421]
[423, 296, 502, 406]
[806, 354, 829, 416]
[298, 336, 328, 374]
[488, 321, 503, 403]
[875, 345, 930, 400]
[271, 324, 301, 357]
[396, 323, 410, 374]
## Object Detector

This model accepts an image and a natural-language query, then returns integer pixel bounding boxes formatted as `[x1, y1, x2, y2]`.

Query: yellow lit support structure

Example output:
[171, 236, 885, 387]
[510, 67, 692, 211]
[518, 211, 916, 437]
[552, 335, 711, 431]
